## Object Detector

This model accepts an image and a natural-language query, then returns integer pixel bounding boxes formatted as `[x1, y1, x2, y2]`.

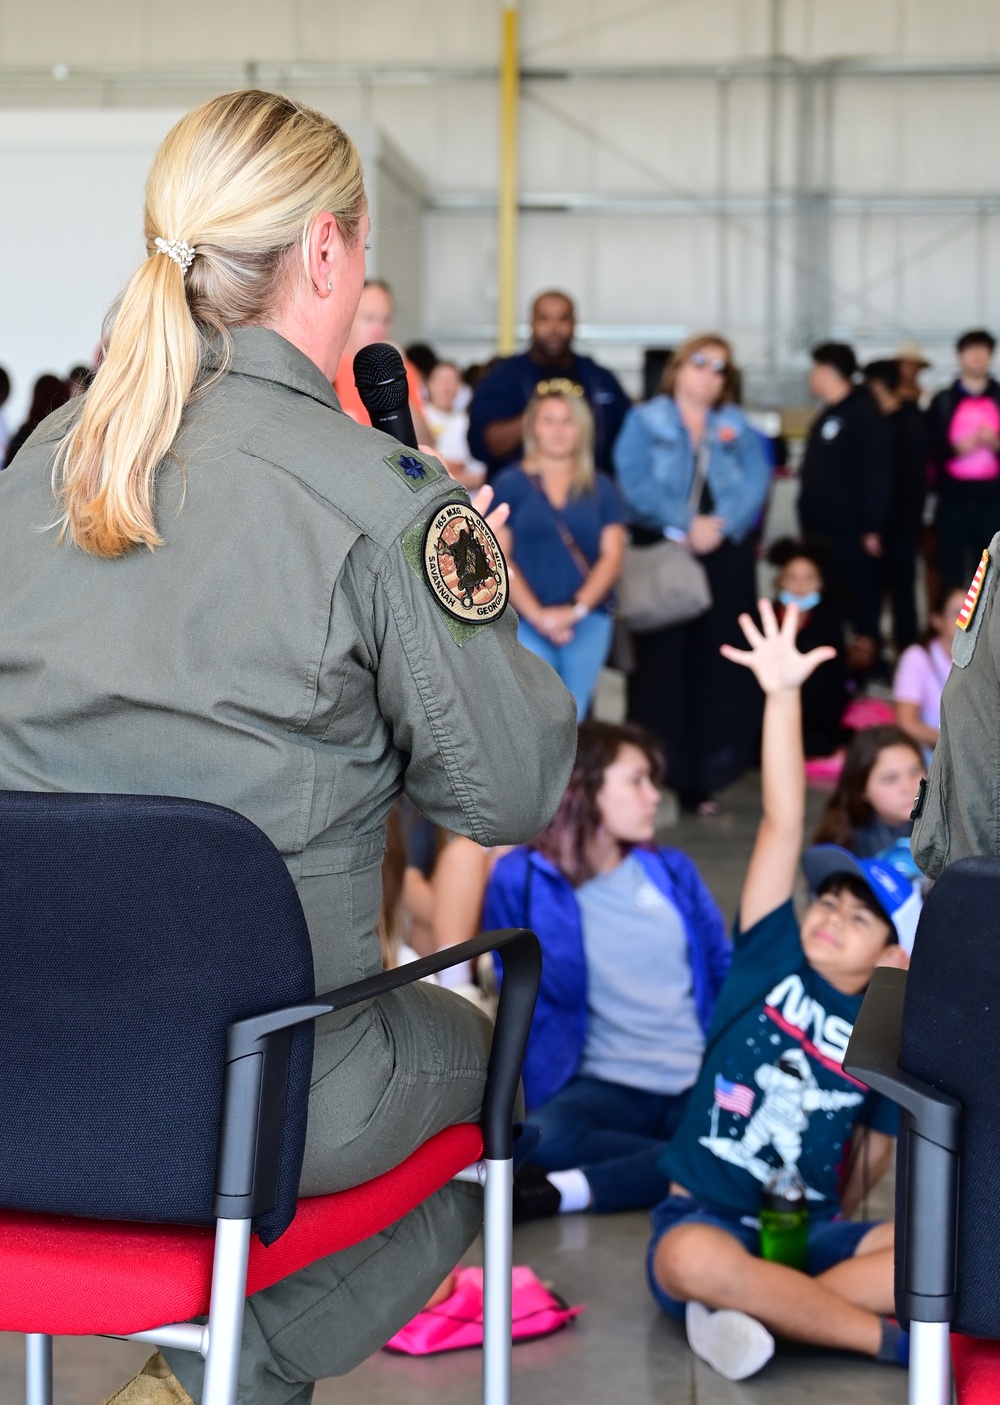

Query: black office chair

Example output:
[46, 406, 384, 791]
[0, 792, 540, 1405]
[845, 854, 1000, 1405]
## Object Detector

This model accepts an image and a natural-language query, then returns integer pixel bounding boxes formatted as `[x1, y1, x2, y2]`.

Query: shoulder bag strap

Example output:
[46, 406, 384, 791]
[527, 474, 595, 585]
[686, 438, 711, 517]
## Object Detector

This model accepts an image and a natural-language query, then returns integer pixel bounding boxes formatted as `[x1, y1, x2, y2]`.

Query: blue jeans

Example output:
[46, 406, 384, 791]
[517, 611, 614, 720]
[530, 1075, 690, 1213]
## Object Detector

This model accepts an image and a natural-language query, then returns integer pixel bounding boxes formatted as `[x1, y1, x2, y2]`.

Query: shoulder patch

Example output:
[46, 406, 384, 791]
[422, 503, 509, 626]
[953, 548, 993, 668]
[384, 449, 442, 492]
[400, 509, 476, 647]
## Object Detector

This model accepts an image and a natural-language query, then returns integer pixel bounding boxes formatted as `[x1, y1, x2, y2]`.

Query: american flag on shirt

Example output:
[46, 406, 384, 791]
[714, 1074, 755, 1118]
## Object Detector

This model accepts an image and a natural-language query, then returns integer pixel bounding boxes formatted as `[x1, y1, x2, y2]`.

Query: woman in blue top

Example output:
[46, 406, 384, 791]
[483, 720, 731, 1217]
[614, 334, 771, 814]
[492, 390, 625, 718]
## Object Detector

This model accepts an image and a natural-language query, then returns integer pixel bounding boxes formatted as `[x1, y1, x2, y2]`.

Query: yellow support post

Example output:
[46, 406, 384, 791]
[497, 2, 519, 356]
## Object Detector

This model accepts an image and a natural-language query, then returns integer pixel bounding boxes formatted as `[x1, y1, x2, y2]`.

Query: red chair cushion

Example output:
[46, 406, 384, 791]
[953, 1334, 1000, 1402]
[0, 1124, 483, 1335]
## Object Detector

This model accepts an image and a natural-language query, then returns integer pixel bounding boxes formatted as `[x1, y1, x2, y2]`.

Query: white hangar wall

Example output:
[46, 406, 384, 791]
[2, 0, 1000, 408]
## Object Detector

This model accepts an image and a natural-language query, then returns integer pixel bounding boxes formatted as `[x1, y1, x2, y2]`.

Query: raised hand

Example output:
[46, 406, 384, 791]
[720, 598, 837, 695]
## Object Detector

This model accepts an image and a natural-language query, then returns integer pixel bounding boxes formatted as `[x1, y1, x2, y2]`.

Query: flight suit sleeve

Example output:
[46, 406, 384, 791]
[911, 532, 1000, 877]
[367, 506, 579, 846]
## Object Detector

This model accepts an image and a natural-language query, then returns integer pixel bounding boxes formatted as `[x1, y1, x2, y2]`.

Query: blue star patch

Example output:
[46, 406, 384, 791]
[384, 449, 441, 492]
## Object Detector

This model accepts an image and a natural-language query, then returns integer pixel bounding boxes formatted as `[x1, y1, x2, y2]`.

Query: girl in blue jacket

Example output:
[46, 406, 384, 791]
[483, 720, 731, 1215]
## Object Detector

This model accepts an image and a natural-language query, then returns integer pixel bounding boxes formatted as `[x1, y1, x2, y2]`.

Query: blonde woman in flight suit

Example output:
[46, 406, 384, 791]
[0, 91, 577, 1405]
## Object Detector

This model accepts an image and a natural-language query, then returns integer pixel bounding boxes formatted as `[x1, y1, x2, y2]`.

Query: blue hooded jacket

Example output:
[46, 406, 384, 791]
[483, 845, 732, 1110]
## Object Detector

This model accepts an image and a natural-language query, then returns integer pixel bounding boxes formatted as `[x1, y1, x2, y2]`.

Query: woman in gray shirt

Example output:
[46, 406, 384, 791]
[484, 722, 731, 1217]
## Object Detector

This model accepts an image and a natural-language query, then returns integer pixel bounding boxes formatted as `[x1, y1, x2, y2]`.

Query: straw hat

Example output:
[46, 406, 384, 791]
[895, 341, 930, 368]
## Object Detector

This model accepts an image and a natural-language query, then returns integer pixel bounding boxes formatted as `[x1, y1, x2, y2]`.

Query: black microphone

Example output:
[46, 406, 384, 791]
[352, 342, 419, 448]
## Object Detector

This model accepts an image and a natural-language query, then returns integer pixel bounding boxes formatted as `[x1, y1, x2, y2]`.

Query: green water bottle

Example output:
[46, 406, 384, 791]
[759, 1165, 808, 1270]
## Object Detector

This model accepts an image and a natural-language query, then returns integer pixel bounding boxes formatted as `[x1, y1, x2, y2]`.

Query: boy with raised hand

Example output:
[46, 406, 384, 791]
[647, 600, 913, 1382]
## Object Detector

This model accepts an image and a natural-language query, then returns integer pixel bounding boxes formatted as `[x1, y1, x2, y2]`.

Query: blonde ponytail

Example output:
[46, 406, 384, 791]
[54, 90, 366, 557]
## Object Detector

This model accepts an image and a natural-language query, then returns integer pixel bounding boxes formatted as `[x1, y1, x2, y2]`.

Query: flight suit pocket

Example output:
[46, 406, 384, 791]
[911, 758, 952, 880]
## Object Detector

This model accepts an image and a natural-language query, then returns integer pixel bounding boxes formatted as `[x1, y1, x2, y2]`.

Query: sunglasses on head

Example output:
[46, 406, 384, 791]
[688, 351, 729, 374]
[535, 377, 585, 399]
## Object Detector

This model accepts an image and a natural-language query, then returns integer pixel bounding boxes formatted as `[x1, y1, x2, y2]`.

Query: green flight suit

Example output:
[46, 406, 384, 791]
[912, 530, 1000, 878]
[0, 327, 578, 1404]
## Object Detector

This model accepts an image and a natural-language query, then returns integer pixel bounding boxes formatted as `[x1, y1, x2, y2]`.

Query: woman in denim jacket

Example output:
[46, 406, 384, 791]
[614, 334, 771, 814]
[483, 721, 730, 1217]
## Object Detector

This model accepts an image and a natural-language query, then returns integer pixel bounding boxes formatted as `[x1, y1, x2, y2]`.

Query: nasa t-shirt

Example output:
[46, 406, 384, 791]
[659, 899, 897, 1221]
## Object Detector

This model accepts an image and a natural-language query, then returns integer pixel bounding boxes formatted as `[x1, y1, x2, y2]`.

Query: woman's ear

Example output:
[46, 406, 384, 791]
[306, 211, 343, 295]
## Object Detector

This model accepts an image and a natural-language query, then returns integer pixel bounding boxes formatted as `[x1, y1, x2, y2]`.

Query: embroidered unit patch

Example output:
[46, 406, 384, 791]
[422, 503, 509, 624]
[384, 449, 442, 492]
[957, 549, 990, 631]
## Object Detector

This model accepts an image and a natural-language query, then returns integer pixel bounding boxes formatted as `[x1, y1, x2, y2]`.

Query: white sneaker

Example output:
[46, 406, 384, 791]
[685, 1301, 776, 1381]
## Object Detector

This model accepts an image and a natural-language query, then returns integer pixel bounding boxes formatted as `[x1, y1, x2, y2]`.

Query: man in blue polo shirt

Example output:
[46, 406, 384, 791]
[468, 291, 631, 477]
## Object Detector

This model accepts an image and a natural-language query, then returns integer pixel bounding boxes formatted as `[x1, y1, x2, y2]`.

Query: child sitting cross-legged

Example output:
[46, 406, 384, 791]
[646, 599, 913, 1382]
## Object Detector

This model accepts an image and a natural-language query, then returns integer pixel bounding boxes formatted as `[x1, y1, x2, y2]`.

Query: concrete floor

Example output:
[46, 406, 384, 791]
[0, 769, 907, 1404]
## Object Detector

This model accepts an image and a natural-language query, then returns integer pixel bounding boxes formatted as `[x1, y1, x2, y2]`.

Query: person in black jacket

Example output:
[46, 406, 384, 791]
[927, 328, 1000, 589]
[864, 359, 931, 652]
[798, 342, 890, 673]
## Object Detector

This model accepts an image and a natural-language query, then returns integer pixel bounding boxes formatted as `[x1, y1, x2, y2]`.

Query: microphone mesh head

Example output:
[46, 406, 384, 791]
[353, 343, 409, 414]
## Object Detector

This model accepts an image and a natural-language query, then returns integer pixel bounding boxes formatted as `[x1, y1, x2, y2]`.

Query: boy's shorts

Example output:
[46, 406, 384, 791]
[646, 1192, 884, 1320]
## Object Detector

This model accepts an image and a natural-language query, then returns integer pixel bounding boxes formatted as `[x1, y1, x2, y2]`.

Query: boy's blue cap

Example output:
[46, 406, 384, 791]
[802, 844, 921, 952]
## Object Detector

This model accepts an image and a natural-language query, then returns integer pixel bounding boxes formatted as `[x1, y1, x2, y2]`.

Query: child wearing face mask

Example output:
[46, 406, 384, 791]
[768, 538, 848, 759]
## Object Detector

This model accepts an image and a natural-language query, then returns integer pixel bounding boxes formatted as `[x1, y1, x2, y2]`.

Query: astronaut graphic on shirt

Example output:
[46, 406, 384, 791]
[659, 901, 898, 1221]
[700, 1047, 863, 1199]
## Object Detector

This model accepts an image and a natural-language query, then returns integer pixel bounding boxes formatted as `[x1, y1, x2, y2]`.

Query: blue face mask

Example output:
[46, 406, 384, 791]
[778, 589, 821, 612]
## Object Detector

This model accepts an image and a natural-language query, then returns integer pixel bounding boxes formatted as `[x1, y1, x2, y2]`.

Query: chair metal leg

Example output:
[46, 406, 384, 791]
[909, 1320, 951, 1405]
[482, 1158, 513, 1405]
[25, 1334, 53, 1405]
[202, 1218, 252, 1405]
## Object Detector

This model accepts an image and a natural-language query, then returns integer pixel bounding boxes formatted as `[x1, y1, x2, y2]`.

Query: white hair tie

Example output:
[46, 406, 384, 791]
[154, 236, 196, 273]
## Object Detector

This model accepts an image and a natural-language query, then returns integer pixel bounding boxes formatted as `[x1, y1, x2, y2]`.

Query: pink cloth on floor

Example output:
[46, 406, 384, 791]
[384, 1265, 584, 1355]
[841, 696, 896, 731]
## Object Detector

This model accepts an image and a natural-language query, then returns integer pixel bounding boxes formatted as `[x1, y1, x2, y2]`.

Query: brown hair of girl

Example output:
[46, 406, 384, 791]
[533, 720, 664, 887]
[813, 725, 925, 848]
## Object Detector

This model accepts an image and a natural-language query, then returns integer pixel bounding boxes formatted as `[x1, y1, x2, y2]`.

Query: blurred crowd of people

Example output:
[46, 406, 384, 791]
[8, 297, 992, 805]
[5, 293, 991, 865]
[6, 276, 991, 1383]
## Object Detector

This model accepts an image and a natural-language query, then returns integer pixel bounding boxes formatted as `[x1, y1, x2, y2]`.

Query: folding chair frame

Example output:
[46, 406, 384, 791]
[23, 926, 540, 1405]
[844, 966, 962, 1405]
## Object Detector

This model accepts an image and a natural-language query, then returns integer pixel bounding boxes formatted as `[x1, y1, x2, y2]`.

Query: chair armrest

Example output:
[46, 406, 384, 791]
[215, 929, 541, 1219]
[844, 966, 962, 1324]
[844, 967, 961, 1150]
